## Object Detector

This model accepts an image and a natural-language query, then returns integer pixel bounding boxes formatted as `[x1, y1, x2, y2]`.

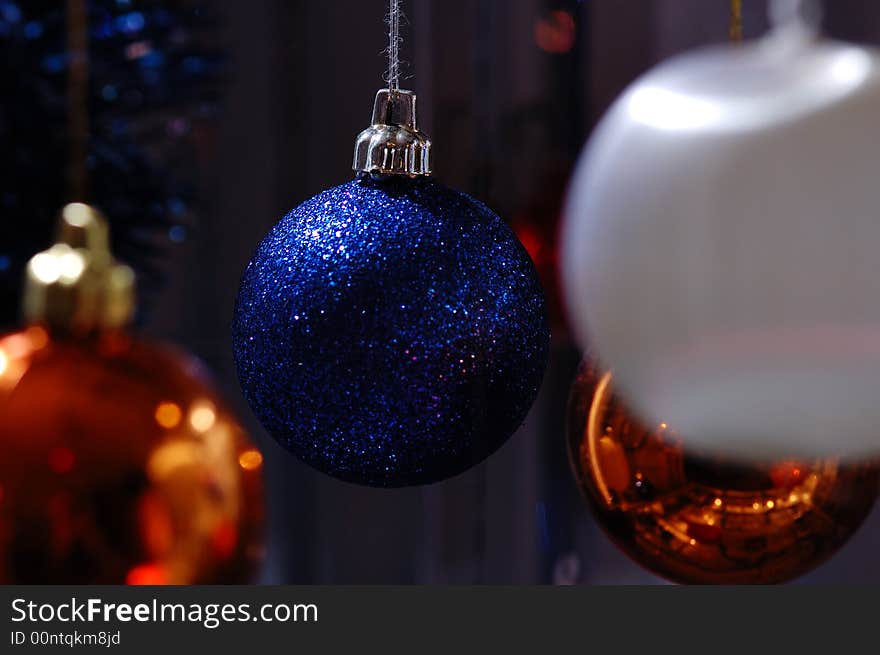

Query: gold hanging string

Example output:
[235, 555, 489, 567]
[67, 0, 89, 201]
[730, 0, 744, 43]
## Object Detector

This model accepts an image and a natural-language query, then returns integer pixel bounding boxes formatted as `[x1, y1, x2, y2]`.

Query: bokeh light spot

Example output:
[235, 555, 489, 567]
[535, 10, 576, 54]
[155, 402, 182, 429]
[238, 449, 263, 471]
[189, 400, 217, 433]
[126, 563, 167, 586]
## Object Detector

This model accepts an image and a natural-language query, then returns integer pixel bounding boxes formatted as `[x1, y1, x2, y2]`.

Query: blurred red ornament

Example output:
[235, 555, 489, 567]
[567, 360, 879, 584]
[0, 328, 265, 584]
[0, 204, 264, 584]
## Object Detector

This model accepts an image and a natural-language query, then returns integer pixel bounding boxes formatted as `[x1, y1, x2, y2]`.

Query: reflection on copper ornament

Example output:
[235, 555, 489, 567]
[0, 328, 265, 584]
[567, 361, 879, 584]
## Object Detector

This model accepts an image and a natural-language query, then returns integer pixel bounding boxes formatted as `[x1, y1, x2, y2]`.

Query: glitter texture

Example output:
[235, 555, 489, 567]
[233, 175, 550, 487]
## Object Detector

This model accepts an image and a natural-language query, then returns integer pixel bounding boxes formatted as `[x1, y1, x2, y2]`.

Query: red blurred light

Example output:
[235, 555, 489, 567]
[211, 521, 239, 560]
[535, 10, 576, 54]
[126, 563, 168, 586]
[515, 224, 544, 266]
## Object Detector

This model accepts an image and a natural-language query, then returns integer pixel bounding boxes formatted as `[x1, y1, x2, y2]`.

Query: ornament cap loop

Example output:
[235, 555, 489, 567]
[23, 203, 136, 335]
[353, 89, 432, 177]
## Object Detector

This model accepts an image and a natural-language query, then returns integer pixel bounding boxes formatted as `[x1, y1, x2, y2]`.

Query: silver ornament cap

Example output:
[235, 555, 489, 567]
[353, 88, 432, 177]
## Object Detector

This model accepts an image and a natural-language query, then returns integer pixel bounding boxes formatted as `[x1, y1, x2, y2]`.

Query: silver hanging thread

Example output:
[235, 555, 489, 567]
[386, 0, 402, 90]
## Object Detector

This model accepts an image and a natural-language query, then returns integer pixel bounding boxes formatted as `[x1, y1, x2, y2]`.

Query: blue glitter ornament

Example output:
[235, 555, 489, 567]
[233, 90, 549, 487]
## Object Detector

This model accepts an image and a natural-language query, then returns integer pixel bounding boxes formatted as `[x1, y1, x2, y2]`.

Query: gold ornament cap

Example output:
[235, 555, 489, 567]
[23, 203, 135, 335]
[353, 89, 432, 177]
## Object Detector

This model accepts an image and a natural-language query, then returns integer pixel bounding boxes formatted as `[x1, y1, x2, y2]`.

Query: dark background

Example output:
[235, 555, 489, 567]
[87, 0, 880, 583]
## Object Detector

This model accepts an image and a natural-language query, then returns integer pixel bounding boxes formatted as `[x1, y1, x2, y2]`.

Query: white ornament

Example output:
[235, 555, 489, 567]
[562, 1, 880, 460]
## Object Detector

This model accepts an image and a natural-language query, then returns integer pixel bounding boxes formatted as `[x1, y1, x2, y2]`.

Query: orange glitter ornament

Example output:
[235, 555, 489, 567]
[567, 360, 879, 584]
[0, 205, 264, 584]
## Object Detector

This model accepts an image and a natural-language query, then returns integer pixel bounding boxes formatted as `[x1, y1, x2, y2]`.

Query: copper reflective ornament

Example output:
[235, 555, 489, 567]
[567, 362, 879, 584]
[0, 328, 265, 584]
